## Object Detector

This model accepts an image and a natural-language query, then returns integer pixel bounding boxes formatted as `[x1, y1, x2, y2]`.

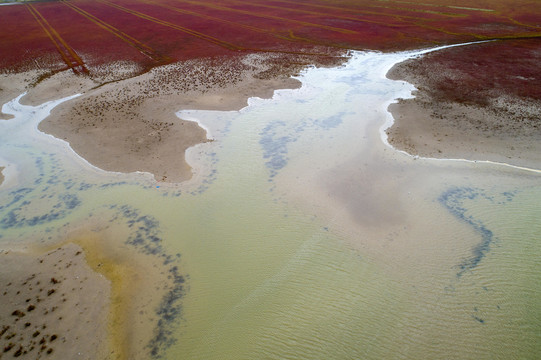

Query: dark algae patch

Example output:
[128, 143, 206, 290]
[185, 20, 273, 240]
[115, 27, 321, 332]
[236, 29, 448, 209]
[106, 204, 187, 358]
[0, 155, 85, 230]
[0, 191, 81, 230]
[150, 265, 186, 358]
[260, 120, 296, 178]
[0, 153, 130, 230]
[439, 187, 516, 277]
[259, 112, 346, 178]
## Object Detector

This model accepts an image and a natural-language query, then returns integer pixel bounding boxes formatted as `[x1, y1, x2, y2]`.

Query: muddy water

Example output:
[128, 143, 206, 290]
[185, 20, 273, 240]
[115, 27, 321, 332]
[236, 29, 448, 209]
[1, 48, 540, 359]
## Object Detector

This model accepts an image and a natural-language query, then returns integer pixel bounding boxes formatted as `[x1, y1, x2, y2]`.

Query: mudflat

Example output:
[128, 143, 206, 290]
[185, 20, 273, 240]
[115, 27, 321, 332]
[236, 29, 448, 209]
[1, 0, 540, 358]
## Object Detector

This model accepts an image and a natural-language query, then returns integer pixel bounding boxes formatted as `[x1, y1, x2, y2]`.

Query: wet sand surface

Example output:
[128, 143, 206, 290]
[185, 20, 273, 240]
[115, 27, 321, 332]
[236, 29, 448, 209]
[0, 243, 110, 359]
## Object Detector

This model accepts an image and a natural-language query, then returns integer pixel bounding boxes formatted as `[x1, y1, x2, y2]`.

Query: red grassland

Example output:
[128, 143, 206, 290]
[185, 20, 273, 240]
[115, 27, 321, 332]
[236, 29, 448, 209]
[0, 0, 540, 115]
[0, 0, 540, 73]
[405, 39, 541, 106]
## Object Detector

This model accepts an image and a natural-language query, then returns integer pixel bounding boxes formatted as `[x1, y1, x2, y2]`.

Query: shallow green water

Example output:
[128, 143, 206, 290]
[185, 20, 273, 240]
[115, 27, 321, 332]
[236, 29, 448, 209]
[1, 49, 540, 359]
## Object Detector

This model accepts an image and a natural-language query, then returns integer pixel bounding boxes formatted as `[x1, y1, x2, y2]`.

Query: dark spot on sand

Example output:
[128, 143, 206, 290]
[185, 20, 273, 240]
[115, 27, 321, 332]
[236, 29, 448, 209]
[0, 325, 9, 337]
[13, 346, 22, 357]
[3, 343, 14, 352]
[11, 310, 25, 317]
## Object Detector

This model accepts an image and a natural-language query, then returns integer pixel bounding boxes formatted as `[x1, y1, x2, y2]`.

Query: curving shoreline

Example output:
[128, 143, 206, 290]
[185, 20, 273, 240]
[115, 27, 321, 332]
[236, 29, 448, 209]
[4, 41, 540, 183]
[30, 54, 341, 183]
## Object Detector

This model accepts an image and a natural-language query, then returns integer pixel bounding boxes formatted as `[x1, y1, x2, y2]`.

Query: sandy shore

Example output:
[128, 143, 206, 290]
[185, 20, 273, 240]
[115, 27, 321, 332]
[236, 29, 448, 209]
[0, 220, 183, 360]
[0, 166, 4, 186]
[386, 41, 541, 169]
[0, 243, 110, 359]
[63, 223, 182, 360]
[0, 53, 345, 183]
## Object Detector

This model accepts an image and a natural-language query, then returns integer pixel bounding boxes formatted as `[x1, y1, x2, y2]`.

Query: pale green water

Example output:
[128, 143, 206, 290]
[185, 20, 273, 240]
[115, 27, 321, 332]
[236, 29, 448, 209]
[1, 49, 540, 359]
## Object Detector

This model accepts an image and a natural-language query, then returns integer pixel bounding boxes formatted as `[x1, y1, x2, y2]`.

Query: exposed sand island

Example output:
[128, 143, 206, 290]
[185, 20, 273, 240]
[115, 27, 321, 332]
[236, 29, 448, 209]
[387, 39, 541, 169]
[23, 53, 343, 183]
[0, 166, 4, 186]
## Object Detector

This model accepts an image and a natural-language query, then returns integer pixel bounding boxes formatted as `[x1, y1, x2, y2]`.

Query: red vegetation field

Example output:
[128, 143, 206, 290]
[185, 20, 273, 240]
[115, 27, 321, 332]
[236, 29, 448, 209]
[0, 0, 540, 73]
[409, 39, 541, 106]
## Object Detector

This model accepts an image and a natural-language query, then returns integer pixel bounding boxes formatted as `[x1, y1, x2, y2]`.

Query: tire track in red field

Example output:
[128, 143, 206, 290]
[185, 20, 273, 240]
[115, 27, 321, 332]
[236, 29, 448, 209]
[134, 0, 361, 51]
[227, 0, 431, 26]
[219, 0, 424, 46]
[268, 0, 466, 20]
[133, 0, 353, 56]
[172, 0, 359, 35]
[136, 0, 296, 43]
[60, 0, 170, 64]
[25, 3, 88, 74]
[97, 0, 244, 51]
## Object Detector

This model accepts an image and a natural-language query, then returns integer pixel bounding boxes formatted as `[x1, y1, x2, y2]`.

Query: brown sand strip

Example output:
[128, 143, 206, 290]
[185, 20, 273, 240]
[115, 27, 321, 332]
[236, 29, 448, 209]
[60, 0, 171, 64]
[0, 221, 177, 360]
[0, 167, 4, 186]
[25, 3, 88, 74]
[98, 0, 243, 51]
[173, 0, 358, 35]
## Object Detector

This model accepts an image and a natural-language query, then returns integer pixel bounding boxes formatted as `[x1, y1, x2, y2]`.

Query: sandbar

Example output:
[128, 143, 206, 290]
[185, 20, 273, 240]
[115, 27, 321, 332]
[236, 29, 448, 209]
[0, 166, 4, 186]
[22, 53, 343, 183]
